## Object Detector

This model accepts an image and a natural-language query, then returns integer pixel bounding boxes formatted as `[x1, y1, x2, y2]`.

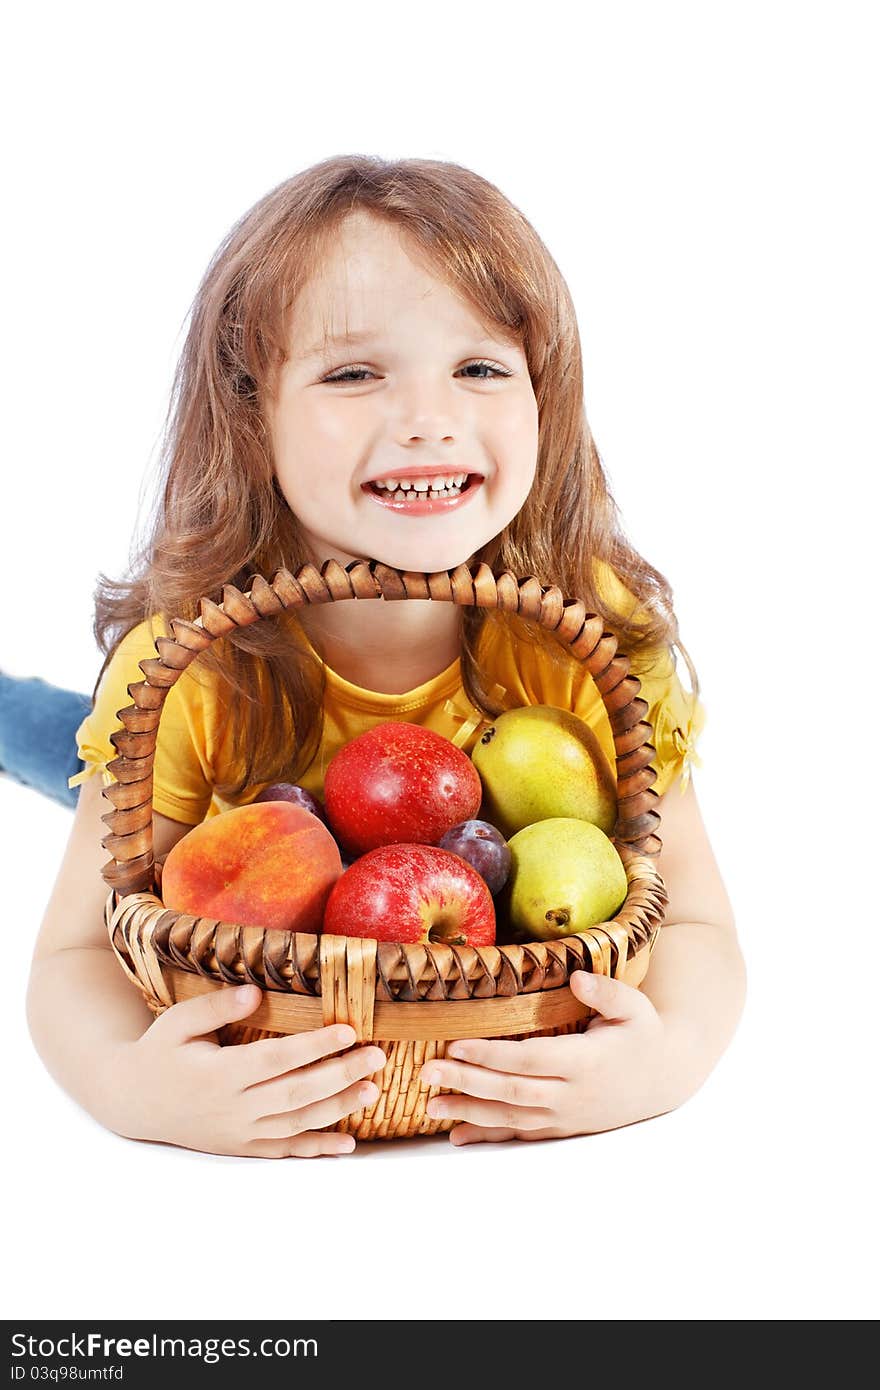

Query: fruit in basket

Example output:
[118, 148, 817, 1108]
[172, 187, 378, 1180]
[502, 817, 628, 941]
[471, 705, 618, 838]
[161, 801, 343, 933]
[438, 819, 511, 895]
[323, 843, 495, 946]
[323, 721, 482, 857]
[252, 781, 328, 824]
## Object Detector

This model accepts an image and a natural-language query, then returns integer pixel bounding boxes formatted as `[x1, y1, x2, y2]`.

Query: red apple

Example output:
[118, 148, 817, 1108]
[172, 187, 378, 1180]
[322, 843, 496, 947]
[323, 721, 483, 857]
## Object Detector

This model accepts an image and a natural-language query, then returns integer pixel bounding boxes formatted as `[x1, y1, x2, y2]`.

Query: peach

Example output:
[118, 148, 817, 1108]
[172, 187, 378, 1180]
[161, 802, 343, 933]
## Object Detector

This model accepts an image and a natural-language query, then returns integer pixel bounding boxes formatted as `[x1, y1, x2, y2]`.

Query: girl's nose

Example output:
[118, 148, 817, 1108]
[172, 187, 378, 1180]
[394, 408, 457, 448]
[390, 377, 461, 443]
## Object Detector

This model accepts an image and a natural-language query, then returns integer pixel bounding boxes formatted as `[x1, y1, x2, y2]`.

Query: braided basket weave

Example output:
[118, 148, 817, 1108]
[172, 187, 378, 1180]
[101, 559, 669, 1140]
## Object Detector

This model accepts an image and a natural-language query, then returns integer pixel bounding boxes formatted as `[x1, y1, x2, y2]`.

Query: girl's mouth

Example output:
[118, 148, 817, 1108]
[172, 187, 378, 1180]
[361, 473, 484, 515]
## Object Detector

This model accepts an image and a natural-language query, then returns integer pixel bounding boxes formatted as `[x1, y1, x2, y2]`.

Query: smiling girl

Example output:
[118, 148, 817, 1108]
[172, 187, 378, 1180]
[19, 155, 745, 1156]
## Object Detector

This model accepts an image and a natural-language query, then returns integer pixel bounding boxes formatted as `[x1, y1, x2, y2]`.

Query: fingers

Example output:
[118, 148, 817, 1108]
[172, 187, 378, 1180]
[420, 1057, 562, 1110]
[252, 1079, 381, 1140]
[243, 1046, 387, 1123]
[449, 1124, 562, 1146]
[569, 970, 651, 1023]
[450, 1124, 517, 1145]
[430, 1035, 573, 1077]
[234, 1023, 369, 1090]
[244, 1130, 358, 1159]
[151, 983, 263, 1044]
[426, 1091, 553, 1131]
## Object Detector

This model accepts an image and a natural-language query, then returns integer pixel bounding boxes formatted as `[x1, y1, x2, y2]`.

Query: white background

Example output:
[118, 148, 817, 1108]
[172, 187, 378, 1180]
[2, 0, 877, 1323]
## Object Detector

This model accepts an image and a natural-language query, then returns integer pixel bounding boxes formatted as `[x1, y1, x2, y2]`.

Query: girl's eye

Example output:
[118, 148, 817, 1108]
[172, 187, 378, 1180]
[321, 359, 513, 385]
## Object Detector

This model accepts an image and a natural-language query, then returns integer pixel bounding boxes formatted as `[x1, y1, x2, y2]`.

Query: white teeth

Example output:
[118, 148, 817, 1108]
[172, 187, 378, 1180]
[372, 474, 469, 491]
[369, 472, 474, 500]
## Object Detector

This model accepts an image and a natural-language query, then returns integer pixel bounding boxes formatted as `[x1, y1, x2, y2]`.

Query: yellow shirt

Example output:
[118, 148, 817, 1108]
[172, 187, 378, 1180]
[73, 580, 707, 825]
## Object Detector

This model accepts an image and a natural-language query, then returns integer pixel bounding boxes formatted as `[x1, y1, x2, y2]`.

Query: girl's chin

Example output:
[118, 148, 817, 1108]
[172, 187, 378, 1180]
[305, 541, 478, 573]
[368, 550, 476, 574]
[304, 519, 491, 574]
[340, 528, 481, 575]
[368, 531, 486, 571]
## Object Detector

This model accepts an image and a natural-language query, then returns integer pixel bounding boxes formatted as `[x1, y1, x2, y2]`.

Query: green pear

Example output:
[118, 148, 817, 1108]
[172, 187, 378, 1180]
[503, 817, 629, 942]
[471, 704, 617, 839]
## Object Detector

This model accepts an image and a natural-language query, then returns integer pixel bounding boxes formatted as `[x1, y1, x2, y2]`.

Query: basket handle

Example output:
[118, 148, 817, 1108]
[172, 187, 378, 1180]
[99, 559, 663, 896]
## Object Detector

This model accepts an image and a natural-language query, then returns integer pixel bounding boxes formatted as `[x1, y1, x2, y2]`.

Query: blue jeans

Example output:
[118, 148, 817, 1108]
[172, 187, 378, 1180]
[0, 673, 92, 810]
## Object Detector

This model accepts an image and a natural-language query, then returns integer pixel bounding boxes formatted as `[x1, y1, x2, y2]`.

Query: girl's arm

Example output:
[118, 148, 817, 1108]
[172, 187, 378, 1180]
[26, 773, 191, 1102]
[26, 775, 386, 1157]
[636, 776, 745, 1103]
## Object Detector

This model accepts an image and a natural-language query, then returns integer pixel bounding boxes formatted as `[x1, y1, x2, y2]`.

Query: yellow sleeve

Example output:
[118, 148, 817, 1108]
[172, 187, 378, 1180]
[72, 617, 215, 825]
[588, 558, 708, 797]
[627, 643, 707, 798]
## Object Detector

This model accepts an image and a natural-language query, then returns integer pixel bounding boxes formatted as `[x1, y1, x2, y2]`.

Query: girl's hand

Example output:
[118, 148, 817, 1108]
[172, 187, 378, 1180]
[418, 970, 684, 1144]
[104, 984, 386, 1158]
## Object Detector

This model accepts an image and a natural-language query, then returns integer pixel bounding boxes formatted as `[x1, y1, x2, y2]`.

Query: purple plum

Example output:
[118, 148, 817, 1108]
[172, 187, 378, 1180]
[253, 782, 328, 825]
[438, 819, 511, 895]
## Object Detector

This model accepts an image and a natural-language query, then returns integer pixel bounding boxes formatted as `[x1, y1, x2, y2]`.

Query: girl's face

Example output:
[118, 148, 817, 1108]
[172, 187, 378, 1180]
[267, 211, 539, 573]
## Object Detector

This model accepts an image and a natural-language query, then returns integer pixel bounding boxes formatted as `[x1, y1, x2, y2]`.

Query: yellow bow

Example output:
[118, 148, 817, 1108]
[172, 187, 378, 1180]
[68, 760, 118, 791]
[443, 683, 508, 749]
[671, 701, 706, 794]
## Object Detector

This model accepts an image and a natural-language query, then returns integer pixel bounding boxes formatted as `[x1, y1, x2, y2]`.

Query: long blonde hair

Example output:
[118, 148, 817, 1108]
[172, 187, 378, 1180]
[93, 154, 699, 797]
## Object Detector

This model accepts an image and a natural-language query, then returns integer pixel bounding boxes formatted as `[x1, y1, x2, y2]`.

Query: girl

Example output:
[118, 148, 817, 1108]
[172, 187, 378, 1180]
[19, 154, 745, 1157]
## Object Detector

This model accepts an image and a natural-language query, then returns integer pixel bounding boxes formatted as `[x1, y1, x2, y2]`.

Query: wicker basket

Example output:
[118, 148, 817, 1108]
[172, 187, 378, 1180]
[101, 559, 669, 1140]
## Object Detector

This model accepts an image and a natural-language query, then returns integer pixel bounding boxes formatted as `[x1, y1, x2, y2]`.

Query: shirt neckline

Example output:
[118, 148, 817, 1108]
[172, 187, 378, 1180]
[322, 653, 464, 712]
[292, 619, 466, 713]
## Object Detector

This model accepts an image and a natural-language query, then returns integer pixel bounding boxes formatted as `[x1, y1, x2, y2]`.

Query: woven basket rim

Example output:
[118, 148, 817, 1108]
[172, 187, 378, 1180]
[106, 837, 667, 1003]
